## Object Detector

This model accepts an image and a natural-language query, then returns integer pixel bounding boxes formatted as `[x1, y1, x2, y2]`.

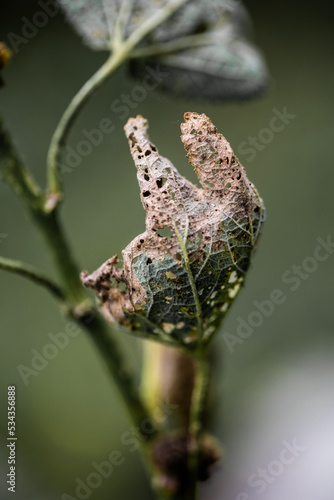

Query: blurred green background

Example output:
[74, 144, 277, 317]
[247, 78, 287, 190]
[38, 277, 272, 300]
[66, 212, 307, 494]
[1, 1, 334, 499]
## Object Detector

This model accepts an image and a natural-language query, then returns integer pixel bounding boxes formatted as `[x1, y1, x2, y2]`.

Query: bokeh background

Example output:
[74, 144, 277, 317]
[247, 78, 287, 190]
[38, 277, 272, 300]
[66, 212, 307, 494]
[1, 1, 334, 499]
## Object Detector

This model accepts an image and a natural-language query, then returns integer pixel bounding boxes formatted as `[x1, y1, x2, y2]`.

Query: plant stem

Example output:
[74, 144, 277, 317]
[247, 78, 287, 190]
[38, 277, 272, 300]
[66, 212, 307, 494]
[0, 116, 43, 209]
[0, 256, 65, 301]
[187, 349, 210, 500]
[111, 0, 134, 47]
[32, 209, 88, 305]
[123, 0, 190, 51]
[47, 50, 128, 197]
[130, 33, 213, 59]
[47, 0, 190, 200]
[1, 115, 152, 440]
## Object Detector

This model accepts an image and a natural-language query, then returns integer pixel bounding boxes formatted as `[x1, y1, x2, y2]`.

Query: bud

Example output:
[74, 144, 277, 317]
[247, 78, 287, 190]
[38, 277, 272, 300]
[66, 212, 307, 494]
[81, 113, 265, 348]
[0, 43, 12, 87]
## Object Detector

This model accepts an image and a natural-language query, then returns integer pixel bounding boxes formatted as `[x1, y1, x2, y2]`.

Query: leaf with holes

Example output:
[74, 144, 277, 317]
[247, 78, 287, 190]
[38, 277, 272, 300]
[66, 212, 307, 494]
[81, 112, 265, 349]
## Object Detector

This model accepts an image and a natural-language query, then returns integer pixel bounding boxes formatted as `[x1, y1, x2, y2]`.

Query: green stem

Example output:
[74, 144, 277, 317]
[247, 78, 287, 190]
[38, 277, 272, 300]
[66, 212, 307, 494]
[0, 116, 43, 209]
[111, 0, 134, 48]
[187, 349, 210, 500]
[123, 0, 190, 51]
[47, 50, 128, 197]
[32, 209, 87, 305]
[0, 116, 152, 439]
[130, 33, 213, 59]
[47, 0, 190, 200]
[0, 256, 65, 302]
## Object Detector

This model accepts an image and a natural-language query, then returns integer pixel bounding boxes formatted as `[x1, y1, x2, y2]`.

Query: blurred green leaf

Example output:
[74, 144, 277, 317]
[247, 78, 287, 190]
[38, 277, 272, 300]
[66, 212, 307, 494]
[59, 0, 267, 100]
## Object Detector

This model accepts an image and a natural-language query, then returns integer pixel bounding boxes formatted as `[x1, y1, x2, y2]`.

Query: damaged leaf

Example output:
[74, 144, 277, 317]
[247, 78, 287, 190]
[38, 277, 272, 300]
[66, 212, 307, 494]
[81, 112, 264, 348]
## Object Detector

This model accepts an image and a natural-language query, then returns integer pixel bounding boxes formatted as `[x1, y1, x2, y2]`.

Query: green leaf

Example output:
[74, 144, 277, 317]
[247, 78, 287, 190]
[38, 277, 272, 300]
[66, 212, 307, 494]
[81, 112, 265, 348]
[58, 0, 168, 51]
[59, 0, 267, 99]
[130, 1, 267, 100]
[130, 35, 267, 100]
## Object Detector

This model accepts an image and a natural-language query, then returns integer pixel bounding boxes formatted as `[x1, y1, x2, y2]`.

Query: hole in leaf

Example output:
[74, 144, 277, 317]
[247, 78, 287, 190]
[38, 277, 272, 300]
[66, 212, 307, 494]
[143, 191, 150, 197]
[146, 258, 152, 265]
[210, 146, 215, 153]
[175, 252, 182, 261]
[156, 178, 167, 188]
[145, 150, 151, 156]
[118, 282, 127, 292]
[191, 129, 196, 134]
[129, 133, 137, 147]
[144, 174, 149, 181]
[166, 271, 177, 280]
[137, 146, 142, 153]
[226, 182, 231, 188]
[157, 227, 173, 238]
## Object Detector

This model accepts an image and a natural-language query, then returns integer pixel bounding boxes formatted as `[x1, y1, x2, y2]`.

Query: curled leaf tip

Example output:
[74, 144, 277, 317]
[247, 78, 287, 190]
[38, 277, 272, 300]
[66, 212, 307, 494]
[82, 112, 265, 348]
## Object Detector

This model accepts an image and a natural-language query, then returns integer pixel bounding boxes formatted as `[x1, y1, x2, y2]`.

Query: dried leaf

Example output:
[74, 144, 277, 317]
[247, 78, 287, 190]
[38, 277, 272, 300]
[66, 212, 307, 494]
[81, 112, 264, 348]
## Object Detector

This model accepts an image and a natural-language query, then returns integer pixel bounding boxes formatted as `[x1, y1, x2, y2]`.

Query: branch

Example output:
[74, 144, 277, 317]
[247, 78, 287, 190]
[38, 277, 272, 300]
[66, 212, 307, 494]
[0, 116, 43, 210]
[46, 52, 128, 199]
[46, 0, 191, 202]
[187, 350, 210, 499]
[0, 256, 65, 302]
